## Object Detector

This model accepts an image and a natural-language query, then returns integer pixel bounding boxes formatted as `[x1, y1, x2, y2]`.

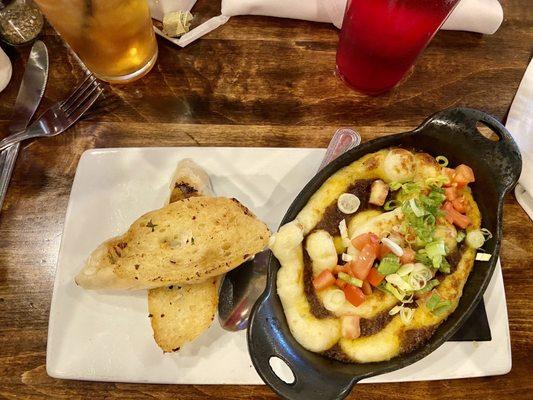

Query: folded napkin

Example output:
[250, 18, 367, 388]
[507, 59, 533, 220]
[150, 0, 504, 47]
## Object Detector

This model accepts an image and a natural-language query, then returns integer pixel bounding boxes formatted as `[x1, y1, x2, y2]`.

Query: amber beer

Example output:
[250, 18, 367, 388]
[34, 0, 158, 83]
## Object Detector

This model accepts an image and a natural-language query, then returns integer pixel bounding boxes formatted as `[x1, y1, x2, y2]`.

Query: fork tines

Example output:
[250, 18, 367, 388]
[60, 73, 103, 121]
[59, 73, 102, 114]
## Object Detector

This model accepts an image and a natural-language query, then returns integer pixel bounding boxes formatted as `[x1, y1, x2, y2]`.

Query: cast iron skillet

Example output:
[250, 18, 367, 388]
[247, 108, 521, 400]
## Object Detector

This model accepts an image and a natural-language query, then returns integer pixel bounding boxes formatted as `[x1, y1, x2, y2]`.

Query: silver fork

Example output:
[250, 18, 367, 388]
[0, 74, 103, 151]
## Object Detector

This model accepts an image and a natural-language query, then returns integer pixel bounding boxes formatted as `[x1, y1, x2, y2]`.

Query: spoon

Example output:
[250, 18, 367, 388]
[218, 128, 362, 331]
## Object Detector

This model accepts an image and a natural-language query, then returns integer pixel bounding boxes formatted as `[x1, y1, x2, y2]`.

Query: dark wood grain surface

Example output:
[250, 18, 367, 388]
[0, 0, 532, 398]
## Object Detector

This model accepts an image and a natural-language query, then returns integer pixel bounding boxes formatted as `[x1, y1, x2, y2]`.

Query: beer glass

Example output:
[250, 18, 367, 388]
[35, 0, 158, 83]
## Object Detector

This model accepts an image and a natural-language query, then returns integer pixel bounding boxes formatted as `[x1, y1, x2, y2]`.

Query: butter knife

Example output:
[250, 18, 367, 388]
[0, 41, 49, 212]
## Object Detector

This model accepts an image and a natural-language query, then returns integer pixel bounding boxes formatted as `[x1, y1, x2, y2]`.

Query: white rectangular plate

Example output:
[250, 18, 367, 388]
[47, 147, 511, 384]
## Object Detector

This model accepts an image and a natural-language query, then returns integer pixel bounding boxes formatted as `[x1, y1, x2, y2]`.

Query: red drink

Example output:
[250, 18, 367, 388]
[336, 0, 460, 94]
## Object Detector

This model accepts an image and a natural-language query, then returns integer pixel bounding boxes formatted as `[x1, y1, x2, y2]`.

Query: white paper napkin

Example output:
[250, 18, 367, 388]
[507, 59, 533, 220]
[150, 0, 504, 47]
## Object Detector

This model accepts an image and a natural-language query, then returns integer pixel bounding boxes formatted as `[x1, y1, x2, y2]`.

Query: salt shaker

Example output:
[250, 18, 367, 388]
[0, 0, 43, 45]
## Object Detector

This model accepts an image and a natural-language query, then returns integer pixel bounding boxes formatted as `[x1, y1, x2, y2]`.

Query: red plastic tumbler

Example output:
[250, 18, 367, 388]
[336, 0, 461, 95]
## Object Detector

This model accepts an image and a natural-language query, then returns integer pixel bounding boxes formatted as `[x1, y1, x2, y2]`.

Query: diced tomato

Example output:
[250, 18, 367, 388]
[443, 168, 456, 186]
[442, 201, 471, 229]
[378, 243, 393, 260]
[351, 232, 380, 253]
[445, 186, 458, 201]
[454, 164, 475, 187]
[400, 248, 416, 264]
[452, 212, 471, 229]
[351, 243, 377, 280]
[369, 238, 380, 255]
[452, 196, 468, 213]
[343, 285, 366, 307]
[341, 315, 361, 340]
[333, 264, 351, 275]
[335, 279, 347, 289]
[312, 270, 336, 291]
[367, 267, 385, 287]
[442, 202, 455, 224]
[361, 280, 373, 295]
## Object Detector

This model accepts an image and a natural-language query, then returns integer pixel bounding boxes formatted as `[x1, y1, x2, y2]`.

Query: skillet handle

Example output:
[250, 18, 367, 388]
[248, 290, 358, 400]
[430, 107, 522, 195]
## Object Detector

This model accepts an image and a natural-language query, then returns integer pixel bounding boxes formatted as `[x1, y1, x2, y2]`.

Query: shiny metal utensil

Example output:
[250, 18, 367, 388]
[218, 128, 362, 331]
[0, 74, 103, 151]
[319, 128, 361, 170]
[0, 40, 48, 212]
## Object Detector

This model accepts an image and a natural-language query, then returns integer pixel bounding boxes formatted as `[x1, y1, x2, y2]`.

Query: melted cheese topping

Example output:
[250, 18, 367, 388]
[272, 148, 481, 363]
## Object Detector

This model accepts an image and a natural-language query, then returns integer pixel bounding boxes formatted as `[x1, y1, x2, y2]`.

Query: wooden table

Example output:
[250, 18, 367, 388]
[0, 0, 531, 398]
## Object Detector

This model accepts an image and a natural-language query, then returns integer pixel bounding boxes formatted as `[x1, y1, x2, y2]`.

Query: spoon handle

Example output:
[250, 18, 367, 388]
[319, 127, 361, 170]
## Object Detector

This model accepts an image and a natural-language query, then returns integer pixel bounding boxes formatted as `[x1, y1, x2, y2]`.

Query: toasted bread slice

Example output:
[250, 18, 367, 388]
[149, 159, 219, 352]
[75, 196, 270, 290]
[148, 279, 219, 352]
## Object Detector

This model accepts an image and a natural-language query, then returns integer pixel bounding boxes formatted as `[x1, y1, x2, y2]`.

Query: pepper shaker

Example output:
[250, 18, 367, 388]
[0, 0, 43, 46]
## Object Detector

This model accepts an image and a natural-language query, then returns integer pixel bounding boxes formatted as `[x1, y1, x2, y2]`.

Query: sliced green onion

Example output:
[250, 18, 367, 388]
[401, 182, 420, 195]
[426, 293, 452, 316]
[436, 156, 449, 167]
[389, 304, 403, 316]
[431, 256, 442, 270]
[408, 273, 427, 291]
[339, 219, 350, 247]
[408, 264, 432, 290]
[466, 230, 485, 249]
[389, 181, 402, 191]
[385, 273, 412, 291]
[416, 279, 440, 294]
[375, 282, 389, 294]
[438, 257, 451, 274]
[475, 252, 492, 261]
[385, 282, 407, 302]
[384, 200, 400, 211]
[415, 250, 431, 266]
[424, 214, 436, 226]
[432, 300, 452, 316]
[412, 263, 433, 280]
[421, 189, 446, 214]
[397, 263, 415, 277]
[377, 254, 401, 275]
[389, 304, 415, 324]
[409, 198, 426, 217]
[338, 272, 363, 287]
[402, 293, 415, 304]
[425, 176, 449, 187]
[481, 228, 493, 240]
[426, 293, 441, 311]
[426, 240, 446, 258]
[456, 230, 466, 243]
[381, 237, 404, 257]
[337, 193, 361, 214]
[400, 306, 415, 324]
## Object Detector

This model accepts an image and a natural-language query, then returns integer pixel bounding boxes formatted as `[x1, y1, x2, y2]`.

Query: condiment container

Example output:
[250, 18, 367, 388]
[0, 0, 43, 46]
